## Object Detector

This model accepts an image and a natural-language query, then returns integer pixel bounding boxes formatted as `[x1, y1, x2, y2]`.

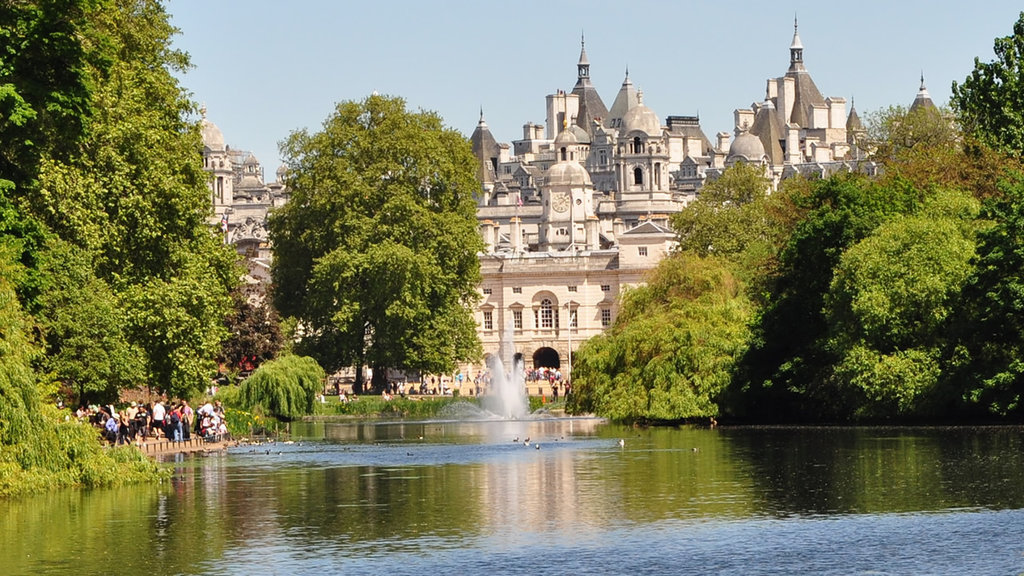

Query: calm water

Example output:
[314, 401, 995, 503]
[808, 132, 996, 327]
[3, 418, 1024, 575]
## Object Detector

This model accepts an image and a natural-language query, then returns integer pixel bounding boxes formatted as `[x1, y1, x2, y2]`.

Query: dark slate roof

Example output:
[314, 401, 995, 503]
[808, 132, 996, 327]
[909, 75, 938, 113]
[470, 111, 500, 184]
[750, 102, 786, 165]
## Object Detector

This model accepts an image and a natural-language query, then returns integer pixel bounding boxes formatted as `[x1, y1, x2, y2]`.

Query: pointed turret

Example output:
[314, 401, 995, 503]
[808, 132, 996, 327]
[470, 108, 500, 187]
[606, 68, 639, 130]
[783, 18, 825, 128]
[846, 98, 864, 132]
[571, 33, 609, 140]
[910, 72, 937, 113]
[789, 16, 805, 73]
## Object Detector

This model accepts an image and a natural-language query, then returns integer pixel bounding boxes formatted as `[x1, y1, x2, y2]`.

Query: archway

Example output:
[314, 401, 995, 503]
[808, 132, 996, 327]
[532, 347, 560, 370]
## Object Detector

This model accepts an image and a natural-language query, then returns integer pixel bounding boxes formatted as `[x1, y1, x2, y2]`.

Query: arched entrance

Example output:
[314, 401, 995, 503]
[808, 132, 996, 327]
[533, 347, 560, 370]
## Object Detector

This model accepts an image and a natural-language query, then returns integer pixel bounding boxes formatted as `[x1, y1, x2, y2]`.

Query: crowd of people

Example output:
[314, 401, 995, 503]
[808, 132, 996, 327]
[75, 399, 229, 446]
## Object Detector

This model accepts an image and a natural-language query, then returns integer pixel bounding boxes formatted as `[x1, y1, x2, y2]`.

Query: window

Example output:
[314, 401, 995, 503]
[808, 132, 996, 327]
[482, 287, 492, 295]
[540, 299, 554, 329]
[601, 284, 611, 292]
[633, 167, 643, 186]
[513, 309, 523, 329]
[601, 309, 611, 327]
[569, 310, 578, 328]
[638, 246, 648, 257]
[512, 286, 522, 294]
[568, 285, 577, 292]
[483, 310, 493, 331]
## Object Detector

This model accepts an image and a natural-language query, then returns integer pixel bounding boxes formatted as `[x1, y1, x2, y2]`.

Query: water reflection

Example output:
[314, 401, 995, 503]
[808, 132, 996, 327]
[3, 423, 1024, 575]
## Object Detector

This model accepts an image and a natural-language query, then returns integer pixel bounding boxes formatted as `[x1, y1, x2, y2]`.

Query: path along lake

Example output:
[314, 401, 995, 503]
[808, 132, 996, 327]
[3, 417, 1024, 575]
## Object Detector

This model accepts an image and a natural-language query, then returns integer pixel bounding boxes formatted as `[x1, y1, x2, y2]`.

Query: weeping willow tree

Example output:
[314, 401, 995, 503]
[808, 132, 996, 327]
[238, 355, 325, 420]
[0, 244, 159, 498]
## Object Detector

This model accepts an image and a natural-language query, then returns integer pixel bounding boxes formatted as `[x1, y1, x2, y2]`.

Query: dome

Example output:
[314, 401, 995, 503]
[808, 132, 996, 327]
[728, 130, 766, 162]
[569, 124, 591, 144]
[201, 118, 225, 151]
[546, 161, 592, 187]
[553, 128, 579, 147]
[621, 103, 661, 136]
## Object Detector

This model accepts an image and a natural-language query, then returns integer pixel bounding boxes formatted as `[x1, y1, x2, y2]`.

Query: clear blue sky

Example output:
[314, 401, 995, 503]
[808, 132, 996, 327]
[166, 0, 1023, 180]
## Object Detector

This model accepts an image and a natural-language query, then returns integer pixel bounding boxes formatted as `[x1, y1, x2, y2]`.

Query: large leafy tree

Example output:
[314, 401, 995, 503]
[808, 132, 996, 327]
[568, 253, 751, 423]
[824, 189, 979, 418]
[947, 176, 1024, 417]
[951, 11, 1024, 158]
[270, 94, 483, 392]
[31, 0, 237, 399]
[732, 175, 923, 421]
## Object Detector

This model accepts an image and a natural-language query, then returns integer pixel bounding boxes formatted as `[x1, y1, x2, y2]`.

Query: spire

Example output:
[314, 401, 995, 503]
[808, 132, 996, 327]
[789, 15, 805, 71]
[479, 106, 485, 123]
[577, 32, 590, 79]
[910, 72, 937, 113]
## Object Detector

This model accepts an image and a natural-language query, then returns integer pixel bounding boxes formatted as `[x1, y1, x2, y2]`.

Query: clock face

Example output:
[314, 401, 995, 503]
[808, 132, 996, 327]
[551, 192, 570, 213]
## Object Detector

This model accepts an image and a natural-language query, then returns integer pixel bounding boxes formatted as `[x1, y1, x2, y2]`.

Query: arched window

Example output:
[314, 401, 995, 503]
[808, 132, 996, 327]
[633, 167, 643, 186]
[540, 298, 554, 329]
[633, 136, 643, 154]
[560, 147, 567, 161]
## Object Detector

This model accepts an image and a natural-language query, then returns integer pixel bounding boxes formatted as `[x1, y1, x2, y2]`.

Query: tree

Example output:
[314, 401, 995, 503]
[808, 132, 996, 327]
[32, 0, 237, 398]
[219, 287, 283, 373]
[732, 174, 923, 421]
[672, 162, 773, 259]
[238, 355, 325, 420]
[270, 94, 483, 393]
[947, 175, 1024, 417]
[951, 11, 1024, 157]
[824, 189, 979, 418]
[568, 253, 751, 423]
[35, 238, 145, 405]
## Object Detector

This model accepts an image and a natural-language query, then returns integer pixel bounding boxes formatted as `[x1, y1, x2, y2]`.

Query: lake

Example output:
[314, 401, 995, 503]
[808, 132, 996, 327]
[3, 417, 1024, 575]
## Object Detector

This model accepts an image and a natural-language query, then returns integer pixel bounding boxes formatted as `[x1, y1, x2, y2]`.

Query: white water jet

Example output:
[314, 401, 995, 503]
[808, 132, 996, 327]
[481, 322, 529, 419]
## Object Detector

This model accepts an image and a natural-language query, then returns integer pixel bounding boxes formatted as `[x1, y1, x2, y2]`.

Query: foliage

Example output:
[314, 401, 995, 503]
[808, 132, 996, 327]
[867, 104, 1018, 200]
[270, 94, 483, 392]
[33, 0, 237, 399]
[218, 287, 283, 372]
[0, 243, 159, 498]
[672, 162, 772, 259]
[946, 175, 1024, 416]
[568, 253, 751, 423]
[0, 0, 97, 193]
[731, 174, 924, 421]
[951, 11, 1024, 157]
[35, 238, 145, 405]
[823, 190, 980, 418]
[238, 355, 326, 420]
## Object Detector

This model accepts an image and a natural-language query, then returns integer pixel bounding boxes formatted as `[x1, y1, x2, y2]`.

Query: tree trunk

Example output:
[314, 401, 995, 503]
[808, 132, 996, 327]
[371, 364, 387, 393]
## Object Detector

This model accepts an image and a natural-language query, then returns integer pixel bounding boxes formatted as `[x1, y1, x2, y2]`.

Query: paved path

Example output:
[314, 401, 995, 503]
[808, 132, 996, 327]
[134, 435, 235, 457]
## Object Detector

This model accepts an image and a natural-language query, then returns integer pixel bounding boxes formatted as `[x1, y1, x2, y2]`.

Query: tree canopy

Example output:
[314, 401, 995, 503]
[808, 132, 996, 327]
[270, 94, 483, 392]
[952, 11, 1024, 157]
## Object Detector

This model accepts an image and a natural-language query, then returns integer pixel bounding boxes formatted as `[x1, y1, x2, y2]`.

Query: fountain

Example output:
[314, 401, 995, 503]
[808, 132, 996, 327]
[480, 322, 529, 419]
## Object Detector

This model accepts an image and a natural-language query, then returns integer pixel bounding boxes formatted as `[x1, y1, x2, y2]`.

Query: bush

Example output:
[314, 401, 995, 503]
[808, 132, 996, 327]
[237, 355, 325, 420]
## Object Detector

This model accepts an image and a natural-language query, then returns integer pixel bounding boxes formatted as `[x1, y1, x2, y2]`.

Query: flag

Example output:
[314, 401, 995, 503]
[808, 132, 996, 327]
[516, 194, 523, 207]
[220, 214, 229, 233]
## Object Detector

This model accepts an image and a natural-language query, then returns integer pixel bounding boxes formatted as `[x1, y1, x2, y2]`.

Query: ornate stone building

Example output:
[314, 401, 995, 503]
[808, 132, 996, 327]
[201, 109, 289, 289]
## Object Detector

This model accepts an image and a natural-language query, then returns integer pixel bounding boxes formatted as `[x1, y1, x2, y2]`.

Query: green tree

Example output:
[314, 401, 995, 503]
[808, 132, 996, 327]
[951, 11, 1024, 157]
[732, 174, 922, 421]
[947, 175, 1024, 417]
[824, 189, 979, 418]
[0, 0, 97, 194]
[33, 0, 237, 398]
[270, 94, 483, 392]
[238, 355, 325, 420]
[35, 238, 145, 404]
[568, 253, 751, 423]
[672, 162, 773, 259]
